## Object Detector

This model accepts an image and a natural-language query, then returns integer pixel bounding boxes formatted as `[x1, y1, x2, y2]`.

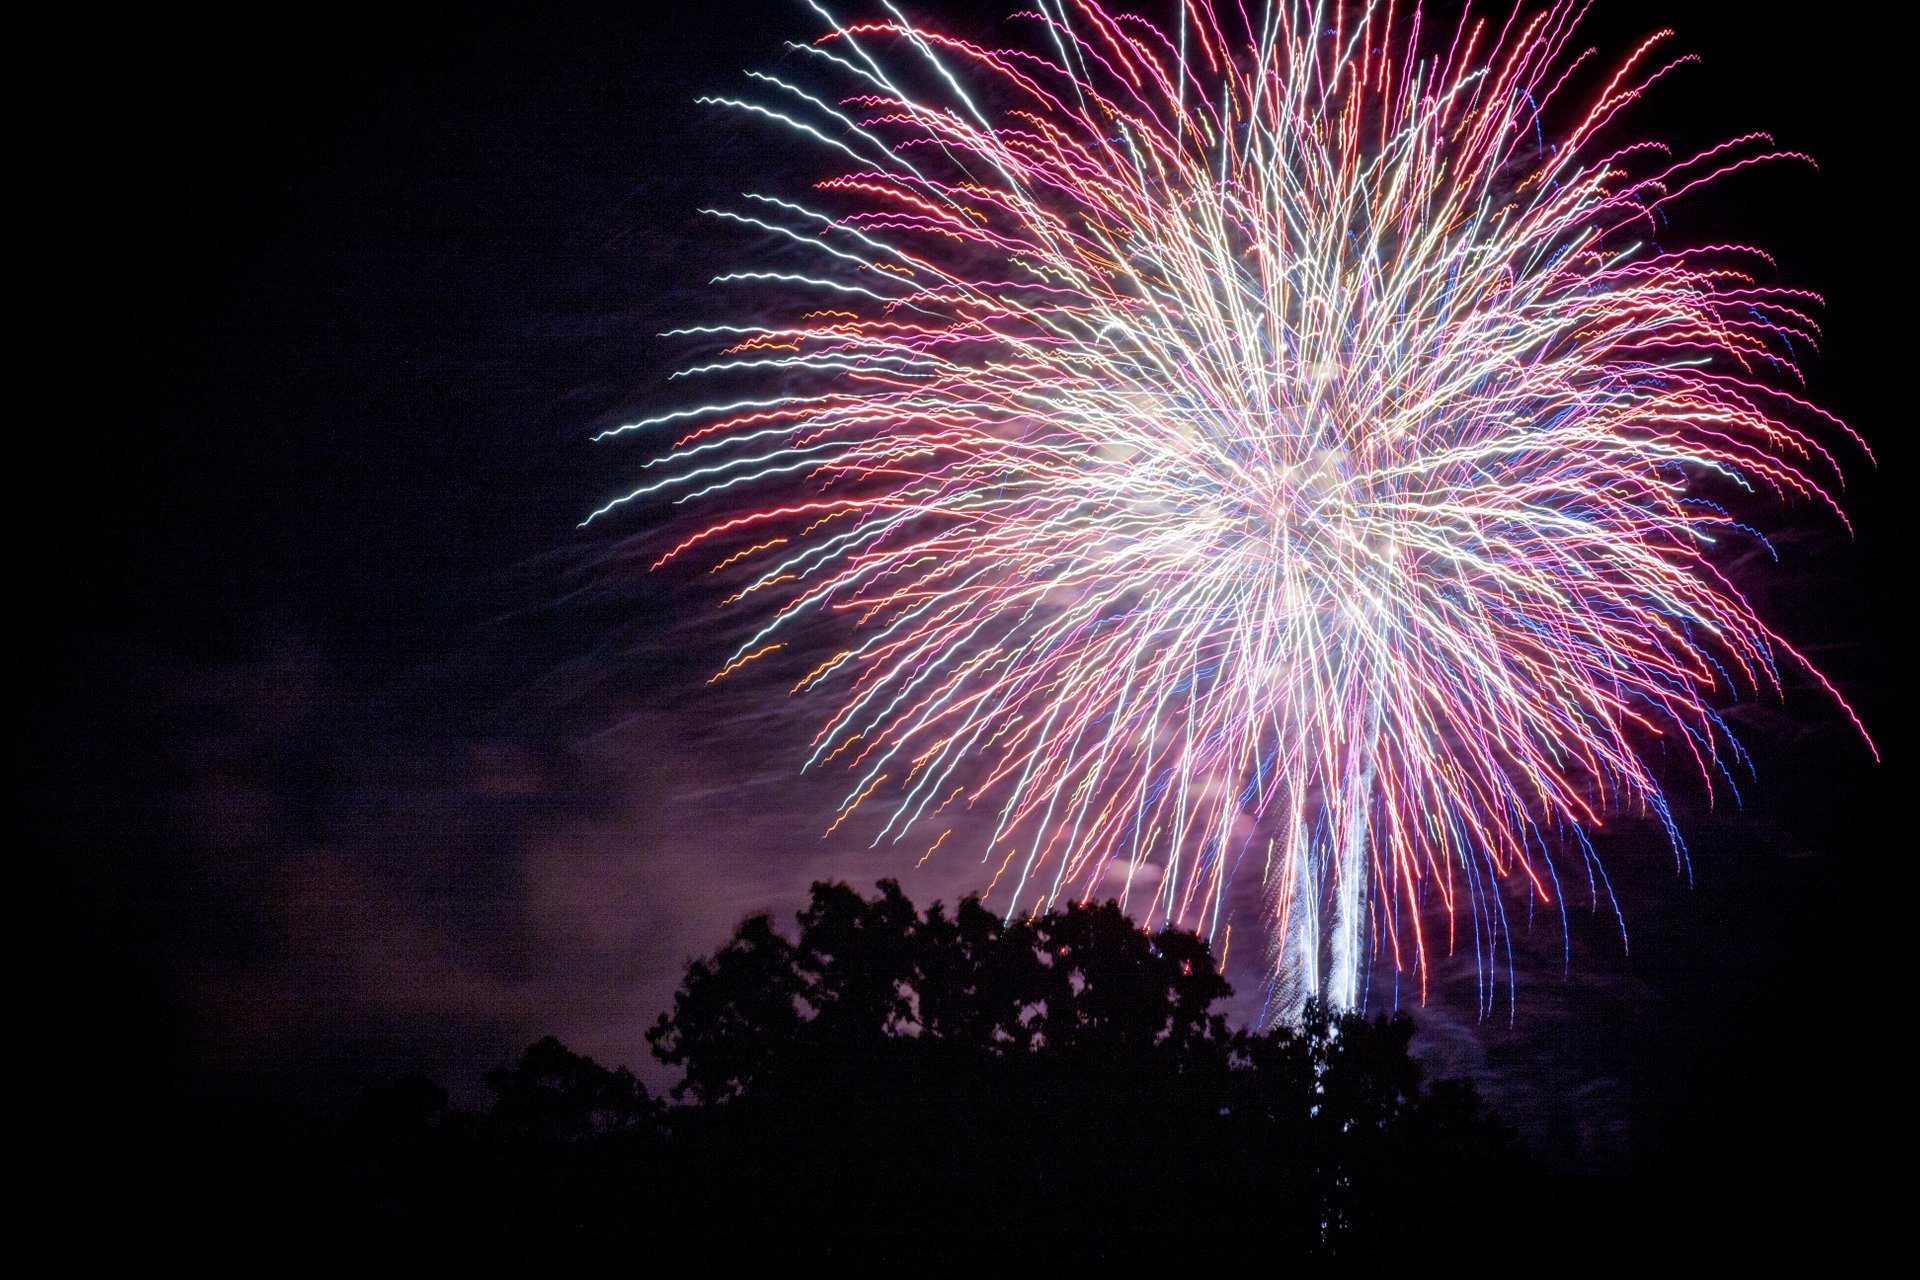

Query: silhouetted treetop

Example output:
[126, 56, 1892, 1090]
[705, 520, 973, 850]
[483, 1036, 655, 1143]
[647, 879, 1238, 1101]
[344, 882, 1519, 1267]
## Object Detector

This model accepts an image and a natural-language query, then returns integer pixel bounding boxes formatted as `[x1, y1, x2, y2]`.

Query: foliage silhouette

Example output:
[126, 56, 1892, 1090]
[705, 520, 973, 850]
[338, 881, 1519, 1266]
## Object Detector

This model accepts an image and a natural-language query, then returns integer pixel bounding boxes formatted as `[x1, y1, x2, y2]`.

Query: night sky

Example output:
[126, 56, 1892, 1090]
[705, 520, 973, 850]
[37, 0, 1893, 1223]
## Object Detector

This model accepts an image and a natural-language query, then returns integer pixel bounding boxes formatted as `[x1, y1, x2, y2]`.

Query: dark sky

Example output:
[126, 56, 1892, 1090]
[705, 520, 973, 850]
[36, 0, 1893, 1198]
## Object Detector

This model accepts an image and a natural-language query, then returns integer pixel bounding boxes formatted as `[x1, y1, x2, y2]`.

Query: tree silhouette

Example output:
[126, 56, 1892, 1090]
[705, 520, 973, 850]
[339, 881, 1519, 1266]
[641, 881, 1518, 1261]
[484, 1035, 655, 1143]
[646, 910, 806, 1104]
[648, 880, 1238, 1084]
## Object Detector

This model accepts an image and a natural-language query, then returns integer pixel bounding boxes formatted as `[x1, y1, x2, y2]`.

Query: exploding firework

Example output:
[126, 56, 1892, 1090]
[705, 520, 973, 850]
[593, 0, 1870, 1015]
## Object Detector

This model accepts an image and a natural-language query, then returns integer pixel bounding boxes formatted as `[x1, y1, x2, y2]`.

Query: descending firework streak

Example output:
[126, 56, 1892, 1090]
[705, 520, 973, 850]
[594, 0, 1871, 1014]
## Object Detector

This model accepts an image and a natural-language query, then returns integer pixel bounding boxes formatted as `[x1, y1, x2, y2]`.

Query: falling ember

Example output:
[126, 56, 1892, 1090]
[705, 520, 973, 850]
[594, 1, 1871, 1016]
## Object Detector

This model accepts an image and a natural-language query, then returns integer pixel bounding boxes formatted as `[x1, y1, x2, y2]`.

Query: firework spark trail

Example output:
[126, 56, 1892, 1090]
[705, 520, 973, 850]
[595, 0, 1871, 1016]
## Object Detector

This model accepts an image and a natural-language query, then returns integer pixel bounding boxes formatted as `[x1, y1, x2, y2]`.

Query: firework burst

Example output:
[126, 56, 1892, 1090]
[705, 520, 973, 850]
[592, 0, 1870, 1015]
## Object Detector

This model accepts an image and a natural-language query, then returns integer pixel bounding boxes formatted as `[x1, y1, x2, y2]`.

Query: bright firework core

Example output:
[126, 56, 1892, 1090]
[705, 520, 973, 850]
[594, 0, 1870, 1018]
